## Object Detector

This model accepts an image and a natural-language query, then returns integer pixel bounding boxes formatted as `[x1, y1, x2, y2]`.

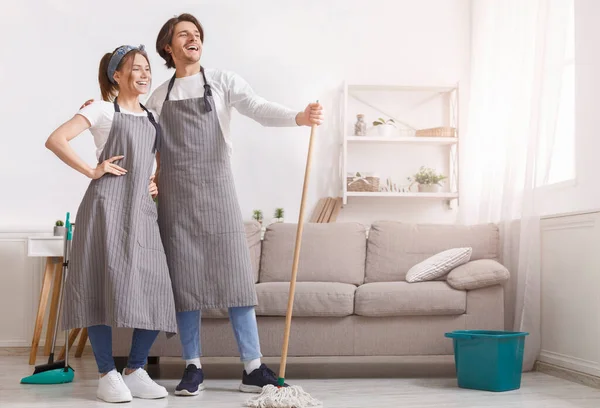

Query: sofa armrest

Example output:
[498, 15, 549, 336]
[465, 285, 504, 330]
[447, 259, 509, 290]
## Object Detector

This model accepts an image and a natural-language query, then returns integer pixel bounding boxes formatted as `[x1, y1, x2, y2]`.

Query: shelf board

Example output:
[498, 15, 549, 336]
[346, 192, 458, 199]
[347, 84, 457, 93]
[346, 136, 457, 144]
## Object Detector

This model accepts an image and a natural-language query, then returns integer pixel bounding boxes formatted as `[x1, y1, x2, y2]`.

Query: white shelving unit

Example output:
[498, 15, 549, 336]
[341, 82, 460, 207]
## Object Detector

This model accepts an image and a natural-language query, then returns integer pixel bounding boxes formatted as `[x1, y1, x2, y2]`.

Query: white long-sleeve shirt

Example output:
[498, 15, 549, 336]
[145, 68, 299, 155]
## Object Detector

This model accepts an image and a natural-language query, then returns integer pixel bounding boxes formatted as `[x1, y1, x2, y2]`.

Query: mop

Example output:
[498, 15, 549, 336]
[245, 121, 322, 408]
[21, 212, 75, 384]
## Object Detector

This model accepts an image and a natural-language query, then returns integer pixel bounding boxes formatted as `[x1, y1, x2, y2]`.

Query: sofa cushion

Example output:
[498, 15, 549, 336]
[354, 281, 466, 317]
[406, 247, 472, 283]
[245, 221, 262, 283]
[447, 259, 510, 290]
[365, 221, 499, 282]
[255, 282, 356, 317]
[259, 222, 367, 285]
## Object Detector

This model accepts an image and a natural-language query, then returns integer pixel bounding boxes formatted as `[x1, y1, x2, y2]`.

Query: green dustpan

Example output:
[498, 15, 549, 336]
[21, 213, 75, 385]
[21, 366, 75, 384]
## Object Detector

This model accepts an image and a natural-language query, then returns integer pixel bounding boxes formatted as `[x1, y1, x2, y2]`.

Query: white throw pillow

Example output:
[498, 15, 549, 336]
[406, 248, 473, 283]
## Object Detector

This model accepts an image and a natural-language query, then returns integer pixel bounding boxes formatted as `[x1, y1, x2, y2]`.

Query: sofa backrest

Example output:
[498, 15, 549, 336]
[259, 222, 367, 285]
[365, 221, 499, 283]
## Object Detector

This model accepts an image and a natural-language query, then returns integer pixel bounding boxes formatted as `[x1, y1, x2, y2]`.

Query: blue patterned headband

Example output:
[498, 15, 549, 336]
[107, 44, 145, 85]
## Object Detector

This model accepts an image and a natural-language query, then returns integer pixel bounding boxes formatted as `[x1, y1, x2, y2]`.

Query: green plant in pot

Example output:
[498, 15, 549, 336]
[252, 209, 263, 225]
[409, 166, 447, 193]
[372, 117, 396, 137]
[273, 208, 284, 223]
[54, 220, 66, 236]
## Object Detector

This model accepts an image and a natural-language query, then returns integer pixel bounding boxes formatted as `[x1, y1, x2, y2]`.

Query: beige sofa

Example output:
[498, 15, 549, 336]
[112, 221, 506, 363]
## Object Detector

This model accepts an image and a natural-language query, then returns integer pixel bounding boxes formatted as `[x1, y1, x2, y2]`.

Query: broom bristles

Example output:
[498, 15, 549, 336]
[244, 384, 322, 408]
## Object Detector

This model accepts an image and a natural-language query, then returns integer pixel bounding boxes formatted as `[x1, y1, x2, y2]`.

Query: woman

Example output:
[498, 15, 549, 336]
[45, 44, 177, 403]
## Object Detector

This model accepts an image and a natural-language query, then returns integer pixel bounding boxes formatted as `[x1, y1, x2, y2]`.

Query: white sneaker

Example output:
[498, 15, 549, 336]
[122, 368, 168, 399]
[97, 370, 133, 403]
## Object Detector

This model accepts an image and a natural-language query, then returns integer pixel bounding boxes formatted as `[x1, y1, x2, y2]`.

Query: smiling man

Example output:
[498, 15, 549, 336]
[145, 13, 323, 396]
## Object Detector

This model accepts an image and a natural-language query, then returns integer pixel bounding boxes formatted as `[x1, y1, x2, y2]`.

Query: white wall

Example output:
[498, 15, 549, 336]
[0, 0, 470, 347]
[539, 210, 600, 377]
[0, 0, 470, 232]
[537, 0, 600, 378]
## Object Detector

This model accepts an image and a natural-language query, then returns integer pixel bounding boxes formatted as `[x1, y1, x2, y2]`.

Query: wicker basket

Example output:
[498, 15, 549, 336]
[347, 175, 380, 192]
[415, 126, 457, 137]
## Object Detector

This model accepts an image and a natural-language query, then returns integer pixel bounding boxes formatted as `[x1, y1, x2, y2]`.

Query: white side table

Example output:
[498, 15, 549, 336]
[27, 236, 87, 364]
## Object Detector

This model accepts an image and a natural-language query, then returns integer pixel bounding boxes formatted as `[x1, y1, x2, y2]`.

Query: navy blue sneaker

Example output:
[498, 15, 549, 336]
[175, 364, 205, 396]
[239, 364, 289, 393]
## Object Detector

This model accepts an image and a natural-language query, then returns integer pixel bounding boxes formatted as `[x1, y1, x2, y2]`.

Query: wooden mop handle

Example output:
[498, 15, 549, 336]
[278, 118, 318, 385]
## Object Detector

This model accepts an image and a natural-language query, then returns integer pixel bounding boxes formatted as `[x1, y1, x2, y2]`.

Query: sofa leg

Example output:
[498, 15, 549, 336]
[114, 356, 128, 373]
[146, 356, 160, 377]
[147, 356, 160, 366]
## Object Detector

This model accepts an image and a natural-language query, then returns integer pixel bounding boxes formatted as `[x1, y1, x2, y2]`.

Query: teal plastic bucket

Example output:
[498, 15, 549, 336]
[445, 330, 529, 392]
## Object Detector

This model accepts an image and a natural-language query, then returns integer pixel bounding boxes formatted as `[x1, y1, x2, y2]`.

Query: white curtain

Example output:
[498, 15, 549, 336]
[459, 0, 572, 371]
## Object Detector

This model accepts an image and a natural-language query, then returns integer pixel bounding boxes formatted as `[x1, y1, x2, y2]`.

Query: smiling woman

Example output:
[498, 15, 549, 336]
[42, 44, 176, 403]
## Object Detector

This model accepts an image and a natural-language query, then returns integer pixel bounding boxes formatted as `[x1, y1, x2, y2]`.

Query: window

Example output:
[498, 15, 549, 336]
[539, 1, 575, 186]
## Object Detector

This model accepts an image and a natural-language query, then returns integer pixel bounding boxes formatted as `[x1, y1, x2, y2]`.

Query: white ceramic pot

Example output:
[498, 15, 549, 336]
[377, 124, 394, 137]
[418, 184, 441, 193]
[54, 226, 66, 236]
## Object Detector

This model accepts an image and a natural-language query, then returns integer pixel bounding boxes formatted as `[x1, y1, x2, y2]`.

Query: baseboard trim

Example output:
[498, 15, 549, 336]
[539, 350, 600, 378]
[536, 360, 600, 389]
[0, 345, 92, 357]
[0, 350, 457, 378]
[0, 340, 66, 348]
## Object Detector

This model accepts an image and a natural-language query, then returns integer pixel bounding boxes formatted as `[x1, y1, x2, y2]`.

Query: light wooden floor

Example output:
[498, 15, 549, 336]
[3, 355, 600, 407]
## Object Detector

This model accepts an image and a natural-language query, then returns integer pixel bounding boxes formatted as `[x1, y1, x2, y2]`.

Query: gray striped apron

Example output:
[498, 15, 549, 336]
[61, 100, 178, 335]
[157, 68, 257, 311]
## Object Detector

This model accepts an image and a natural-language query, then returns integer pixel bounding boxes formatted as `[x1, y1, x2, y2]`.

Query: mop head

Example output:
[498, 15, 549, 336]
[244, 384, 322, 408]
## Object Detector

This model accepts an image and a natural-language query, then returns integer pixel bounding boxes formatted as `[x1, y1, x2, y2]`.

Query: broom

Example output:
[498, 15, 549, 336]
[21, 212, 75, 384]
[245, 118, 322, 408]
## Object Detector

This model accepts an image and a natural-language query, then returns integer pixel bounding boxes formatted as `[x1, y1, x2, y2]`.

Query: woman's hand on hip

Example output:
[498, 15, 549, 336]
[149, 175, 158, 198]
[91, 156, 127, 179]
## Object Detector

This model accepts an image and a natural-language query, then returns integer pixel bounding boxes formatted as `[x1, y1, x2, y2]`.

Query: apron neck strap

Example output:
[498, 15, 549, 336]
[164, 66, 213, 113]
[140, 103, 162, 154]
[113, 98, 121, 113]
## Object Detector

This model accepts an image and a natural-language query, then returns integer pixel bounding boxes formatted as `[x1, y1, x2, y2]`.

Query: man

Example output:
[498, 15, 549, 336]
[145, 13, 324, 396]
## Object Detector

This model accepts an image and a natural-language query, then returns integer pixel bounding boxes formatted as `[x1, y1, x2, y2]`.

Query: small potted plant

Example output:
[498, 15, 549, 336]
[54, 220, 66, 236]
[372, 117, 396, 137]
[252, 209, 264, 225]
[409, 166, 447, 193]
[273, 208, 284, 223]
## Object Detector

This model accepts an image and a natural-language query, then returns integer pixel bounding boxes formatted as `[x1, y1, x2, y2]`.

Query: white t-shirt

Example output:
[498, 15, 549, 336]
[146, 68, 299, 156]
[77, 101, 156, 161]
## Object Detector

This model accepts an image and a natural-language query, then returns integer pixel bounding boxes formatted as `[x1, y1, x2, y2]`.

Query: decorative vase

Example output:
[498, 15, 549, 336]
[418, 184, 441, 193]
[354, 114, 367, 136]
[53, 226, 66, 236]
[377, 124, 394, 137]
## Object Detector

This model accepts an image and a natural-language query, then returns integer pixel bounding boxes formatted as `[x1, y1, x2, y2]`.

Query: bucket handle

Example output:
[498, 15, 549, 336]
[445, 332, 476, 340]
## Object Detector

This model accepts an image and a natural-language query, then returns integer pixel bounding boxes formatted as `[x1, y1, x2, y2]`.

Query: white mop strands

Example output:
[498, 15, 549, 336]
[244, 384, 322, 408]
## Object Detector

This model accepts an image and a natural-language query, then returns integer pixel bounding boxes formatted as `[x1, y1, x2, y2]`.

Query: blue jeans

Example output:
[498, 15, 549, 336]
[87, 325, 159, 374]
[176, 306, 262, 362]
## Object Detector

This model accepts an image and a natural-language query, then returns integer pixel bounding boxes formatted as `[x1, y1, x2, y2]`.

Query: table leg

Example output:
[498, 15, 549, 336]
[75, 328, 88, 357]
[58, 328, 80, 361]
[28, 257, 56, 365]
[44, 257, 63, 356]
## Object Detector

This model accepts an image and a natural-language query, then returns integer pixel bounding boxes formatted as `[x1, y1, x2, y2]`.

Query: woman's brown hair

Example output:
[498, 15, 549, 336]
[156, 13, 204, 69]
[98, 47, 150, 101]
